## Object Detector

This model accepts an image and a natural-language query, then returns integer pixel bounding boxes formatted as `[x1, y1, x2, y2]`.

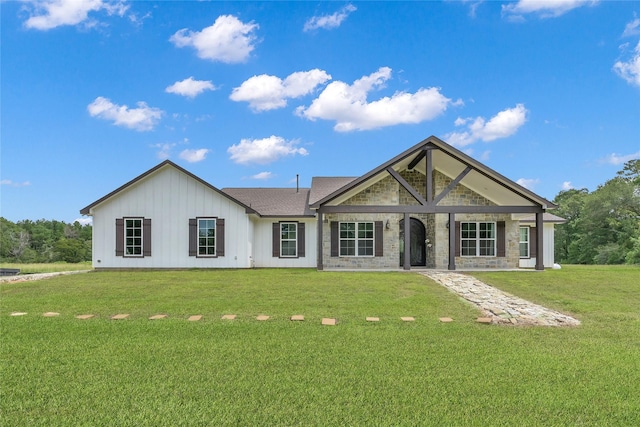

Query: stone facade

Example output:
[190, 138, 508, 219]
[322, 169, 520, 270]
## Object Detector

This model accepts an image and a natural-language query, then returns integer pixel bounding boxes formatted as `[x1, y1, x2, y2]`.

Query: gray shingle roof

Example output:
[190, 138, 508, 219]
[222, 188, 314, 217]
[309, 177, 357, 206]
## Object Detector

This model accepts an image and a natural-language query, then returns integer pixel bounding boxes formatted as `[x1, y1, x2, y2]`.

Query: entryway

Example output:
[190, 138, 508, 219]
[399, 217, 426, 267]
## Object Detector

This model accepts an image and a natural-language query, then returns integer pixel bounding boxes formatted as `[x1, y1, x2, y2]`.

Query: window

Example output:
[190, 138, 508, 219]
[198, 218, 216, 256]
[519, 227, 530, 258]
[340, 222, 374, 257]
[461, 222, 496, 257]
[280, 222, 297, 257]
[124, 218, 143, 256]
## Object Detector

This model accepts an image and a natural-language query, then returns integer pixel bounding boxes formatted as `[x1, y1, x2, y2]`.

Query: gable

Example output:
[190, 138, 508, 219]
[310, 135, 555, 210]
[80, 160, 253, 216]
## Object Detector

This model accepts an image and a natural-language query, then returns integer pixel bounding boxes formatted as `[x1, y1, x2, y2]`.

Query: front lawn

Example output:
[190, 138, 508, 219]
[1, 267, 639, 425]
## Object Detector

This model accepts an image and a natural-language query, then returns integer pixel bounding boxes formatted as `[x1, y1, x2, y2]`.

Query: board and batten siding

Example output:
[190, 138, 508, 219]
[91, 165, 253, 268]
[251, 218, 317, 268]
[519, 223, 556, 268]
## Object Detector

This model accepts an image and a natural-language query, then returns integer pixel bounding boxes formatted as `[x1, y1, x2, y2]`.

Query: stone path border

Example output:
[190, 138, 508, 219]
[422, 271, 580, 326]
[0, 270, 90, 283]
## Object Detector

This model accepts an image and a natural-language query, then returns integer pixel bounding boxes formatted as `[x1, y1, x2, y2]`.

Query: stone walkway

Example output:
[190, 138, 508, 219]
[422, 271, 580, 326]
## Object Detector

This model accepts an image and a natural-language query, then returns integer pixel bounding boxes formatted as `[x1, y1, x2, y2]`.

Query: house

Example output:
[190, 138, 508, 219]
[80, 136, 562, 271]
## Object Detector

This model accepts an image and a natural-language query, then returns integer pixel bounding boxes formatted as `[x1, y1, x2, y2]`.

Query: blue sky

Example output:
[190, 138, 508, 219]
[1, 0, 639, 224]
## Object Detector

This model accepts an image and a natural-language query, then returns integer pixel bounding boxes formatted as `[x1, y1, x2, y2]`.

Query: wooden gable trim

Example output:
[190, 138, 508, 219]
[309, 136, 555, 211]
[320, 205, 544, 214]
[434, 166, 472, 205]
[386, 167, 427, 206]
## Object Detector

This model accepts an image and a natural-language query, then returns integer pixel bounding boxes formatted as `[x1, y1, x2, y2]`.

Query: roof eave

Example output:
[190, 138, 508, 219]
[79, 160, 256, 215]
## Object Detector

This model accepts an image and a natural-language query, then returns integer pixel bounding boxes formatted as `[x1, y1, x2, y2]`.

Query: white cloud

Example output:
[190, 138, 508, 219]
[446, 104, 528, 147]
[622, 17, 640, 38]
[227, 136, 309, 165]
[152, 142, 175, 160]
[74, 217, 93, 226]
[296, 67, 452, 132]
[169, 15, 258, 63]
[87, 97, 163, 131]
[165, 77, 216, 98]
[613, 41, 640, 87]
[502, 0, 598, 20]
[23, 0, 128, 30]
[601, 151, 640, 166]
[1, 179, 31, 187]
[304, 4, 357, 32]
[251, 171, 274, 180]
[179, 148, 210, 163]
[230, 69, 331, 112]
[561, 181, 574, 190]
[516, 178, 540, 190]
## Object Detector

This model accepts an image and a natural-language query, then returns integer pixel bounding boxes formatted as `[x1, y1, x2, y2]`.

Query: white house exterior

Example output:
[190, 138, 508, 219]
[81, 136, 563, 271]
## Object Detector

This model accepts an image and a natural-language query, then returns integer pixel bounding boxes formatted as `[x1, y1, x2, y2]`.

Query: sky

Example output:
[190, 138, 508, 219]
[1, 0, 639, 225]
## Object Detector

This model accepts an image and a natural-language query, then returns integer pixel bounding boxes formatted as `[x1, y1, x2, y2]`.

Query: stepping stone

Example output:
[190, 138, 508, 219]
[149, 314, 167, 320]
[111, 314, 129, 320]
[477, 317, 492, 324]
[256, 315, 270, 321]
[221, 314, 236, 320]
[321, 318, 337, 326]
[76, 314, 95, 320]
[290, 315, 304, 321]
[439, 317, 453, 323]
[187, 315, 202, 321]
[366, 317, 380, 322]
[43, 312, 60, 317]
[401, 317, 415, 322]
[10, 312, 27, 316]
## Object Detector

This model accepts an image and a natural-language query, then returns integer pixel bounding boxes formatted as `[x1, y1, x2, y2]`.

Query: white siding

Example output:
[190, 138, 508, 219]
[252, 218, 317, 268]
[91, 165, 252, 268]
[519, 223, 556, 268]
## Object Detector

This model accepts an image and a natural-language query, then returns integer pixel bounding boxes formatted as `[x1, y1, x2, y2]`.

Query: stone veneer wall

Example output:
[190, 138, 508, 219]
[322, 170, 520, 270]
[323, 175, 400, 269]
[433, 170, 519, 269]
[398, 170, 435, 268]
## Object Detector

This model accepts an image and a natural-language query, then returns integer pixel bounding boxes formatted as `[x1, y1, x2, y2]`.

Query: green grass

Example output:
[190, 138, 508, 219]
[2, 267, 639, 425]
[0, 262, 92, 274]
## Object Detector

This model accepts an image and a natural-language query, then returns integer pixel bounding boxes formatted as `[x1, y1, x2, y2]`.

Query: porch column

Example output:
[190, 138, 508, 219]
[403, 213, 411, 270]
[317, 210, 324, 270]
[535, 211, 544, 270]
[448, 213, 456, 270]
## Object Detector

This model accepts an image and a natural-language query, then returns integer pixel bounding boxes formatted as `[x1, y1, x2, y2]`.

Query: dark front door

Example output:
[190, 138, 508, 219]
[399, 218, 426, 267]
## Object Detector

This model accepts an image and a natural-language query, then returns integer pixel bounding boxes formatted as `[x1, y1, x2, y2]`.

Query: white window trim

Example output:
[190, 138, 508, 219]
[197, 217, 216, 258]
[519, 226, 530, 259]
[124, 217, 143, 258]
[339, 221, 375, 257]
[280, 222, 298, 258]
[461, 221, 496, 258]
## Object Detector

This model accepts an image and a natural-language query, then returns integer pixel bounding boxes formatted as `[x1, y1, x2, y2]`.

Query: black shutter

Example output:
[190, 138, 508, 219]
[374, 221, 383, 257]
[454, 221, 461, 257]
[143, 218, 152, 257]
[330, 222, 339, 257]
[529, 227, 537, 259]
[115, 218, 124, 256]
[497, 221, 506, 257]
[216, 218, 225, 257]
[189, 219, 197, 256]
[298, 223, 305, 258]
[272, 223, 280, 257]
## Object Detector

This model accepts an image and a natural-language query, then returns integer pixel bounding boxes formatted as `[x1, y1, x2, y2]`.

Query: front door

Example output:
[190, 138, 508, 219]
[399, 218, 426, 267]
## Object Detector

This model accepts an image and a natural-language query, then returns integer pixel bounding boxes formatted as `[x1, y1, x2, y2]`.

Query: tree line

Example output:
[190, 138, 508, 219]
[0, 218, 92, 263]
[553, 159, 640, 265]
